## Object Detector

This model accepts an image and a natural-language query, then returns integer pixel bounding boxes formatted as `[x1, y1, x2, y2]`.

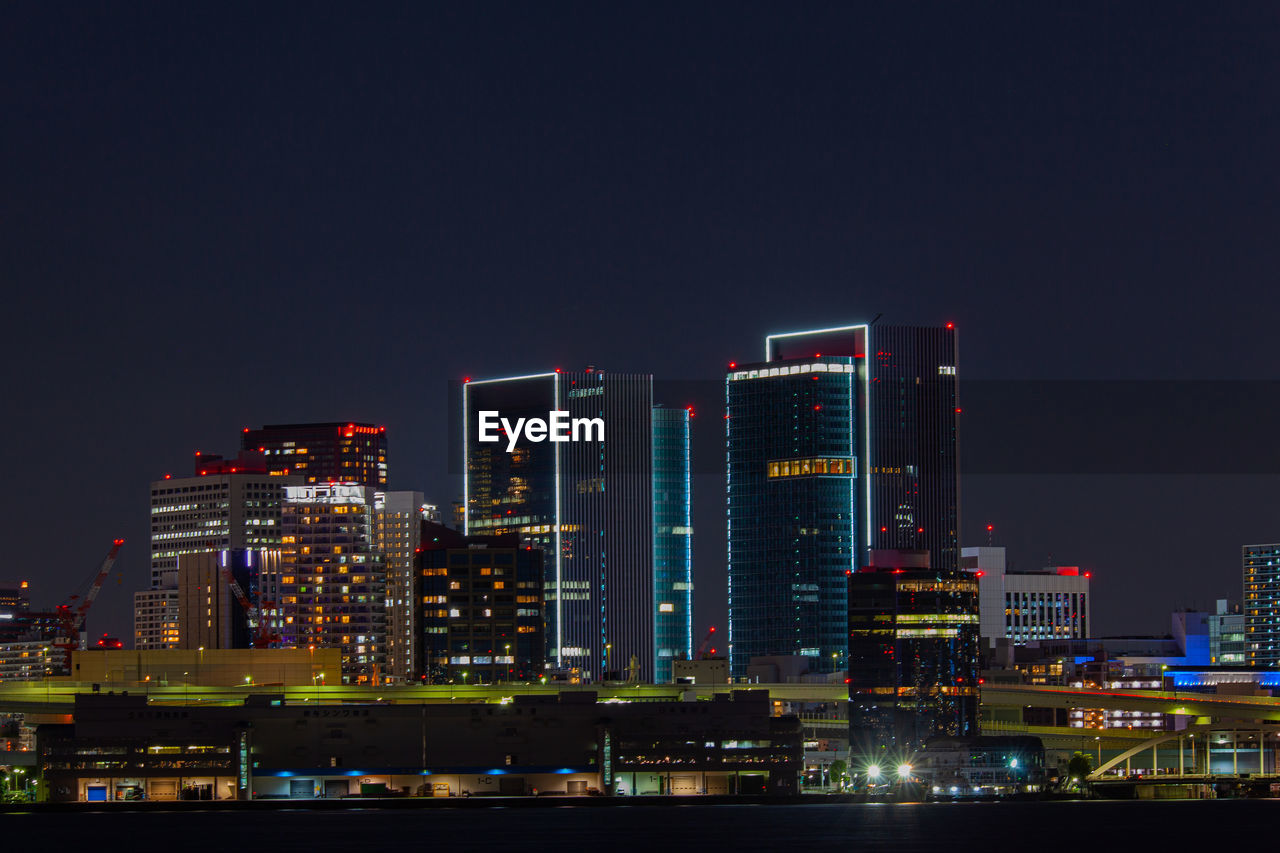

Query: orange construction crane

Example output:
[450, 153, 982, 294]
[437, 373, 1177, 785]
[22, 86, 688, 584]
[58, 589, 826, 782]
[55, 538, 125, 653]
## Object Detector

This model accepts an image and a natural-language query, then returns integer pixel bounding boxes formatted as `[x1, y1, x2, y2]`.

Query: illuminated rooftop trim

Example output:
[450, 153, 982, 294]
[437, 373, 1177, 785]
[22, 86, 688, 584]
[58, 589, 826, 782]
[764, 323, 869, 361]
[465, 372, 559, 386]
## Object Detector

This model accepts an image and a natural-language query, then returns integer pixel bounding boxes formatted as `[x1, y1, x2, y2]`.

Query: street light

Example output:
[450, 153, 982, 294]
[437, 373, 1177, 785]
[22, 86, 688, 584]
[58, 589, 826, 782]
[896, 763, 912, 780]
[866, 764, 882, 782]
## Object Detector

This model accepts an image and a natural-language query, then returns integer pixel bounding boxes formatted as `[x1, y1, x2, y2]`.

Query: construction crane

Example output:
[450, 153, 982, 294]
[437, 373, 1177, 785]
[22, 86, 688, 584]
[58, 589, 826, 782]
[695, 625, 718, 660]
[55, 538, 125, 653]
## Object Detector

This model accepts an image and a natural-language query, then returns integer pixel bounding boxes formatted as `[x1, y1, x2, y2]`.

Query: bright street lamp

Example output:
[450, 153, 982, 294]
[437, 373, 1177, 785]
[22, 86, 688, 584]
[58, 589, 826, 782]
[866, 764, 882, 781]
[896, 763, 913, 779]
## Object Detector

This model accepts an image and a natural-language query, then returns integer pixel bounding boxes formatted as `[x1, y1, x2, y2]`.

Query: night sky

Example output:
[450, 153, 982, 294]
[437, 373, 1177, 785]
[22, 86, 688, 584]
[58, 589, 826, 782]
[6, 3, 1279, 644]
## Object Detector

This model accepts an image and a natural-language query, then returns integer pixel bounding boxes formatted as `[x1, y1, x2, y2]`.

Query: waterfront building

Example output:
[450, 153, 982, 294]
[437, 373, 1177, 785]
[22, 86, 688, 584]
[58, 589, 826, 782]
[727, 323, 959, 676]
[38, 688, 801, 801]
[847, 550, 980, 755]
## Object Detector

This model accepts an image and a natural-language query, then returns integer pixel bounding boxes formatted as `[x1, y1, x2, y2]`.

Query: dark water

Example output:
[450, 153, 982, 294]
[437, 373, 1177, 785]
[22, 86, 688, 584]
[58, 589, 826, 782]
[4, 800, 1278, 851]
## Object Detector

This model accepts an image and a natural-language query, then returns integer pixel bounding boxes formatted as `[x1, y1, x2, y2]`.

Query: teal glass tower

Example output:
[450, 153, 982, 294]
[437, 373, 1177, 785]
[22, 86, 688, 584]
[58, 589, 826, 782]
[652, 405, 693, 683]
[726, 323, 961, 677]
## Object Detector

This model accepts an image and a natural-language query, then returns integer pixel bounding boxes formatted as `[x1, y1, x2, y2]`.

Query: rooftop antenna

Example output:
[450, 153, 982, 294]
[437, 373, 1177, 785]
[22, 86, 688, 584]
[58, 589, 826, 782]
[870, 313, 883, 325]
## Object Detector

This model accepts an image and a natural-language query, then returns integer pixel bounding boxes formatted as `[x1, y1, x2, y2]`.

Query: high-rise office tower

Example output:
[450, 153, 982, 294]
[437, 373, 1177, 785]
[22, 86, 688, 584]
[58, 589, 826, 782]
[417, 521, 545, 684]
[374, 491, 432, 683]
[847, 550, 980, 754]
[726, 323, 960, 676]
[279, 483, 387, 684]
[242, 422, 388, 487]
[138, 452, 299, 649]
[1244, 544, 1280, 667]
[652, 405, 694, 683]
[463, 369, 691, 682]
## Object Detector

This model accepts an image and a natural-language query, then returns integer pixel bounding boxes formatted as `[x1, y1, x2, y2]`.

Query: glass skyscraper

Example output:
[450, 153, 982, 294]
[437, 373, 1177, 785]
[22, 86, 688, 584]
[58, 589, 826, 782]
[463, 369, 692, 683]
[726, 323, 961, 676]
[652, 405, 694, 684]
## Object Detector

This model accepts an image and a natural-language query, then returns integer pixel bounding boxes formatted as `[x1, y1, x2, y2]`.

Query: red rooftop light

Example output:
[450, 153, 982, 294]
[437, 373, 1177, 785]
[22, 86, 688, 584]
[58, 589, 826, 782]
[946, 322, 954, 329]
[729, 361, 737, 369]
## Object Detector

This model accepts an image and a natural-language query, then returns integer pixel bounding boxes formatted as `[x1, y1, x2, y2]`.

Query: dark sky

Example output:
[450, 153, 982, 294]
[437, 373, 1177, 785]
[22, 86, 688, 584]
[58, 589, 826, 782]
[5, 3, 1280, 644]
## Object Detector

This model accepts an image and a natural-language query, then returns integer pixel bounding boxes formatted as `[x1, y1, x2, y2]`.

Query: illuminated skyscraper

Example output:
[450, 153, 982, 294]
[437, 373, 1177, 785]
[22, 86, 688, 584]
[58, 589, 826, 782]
[374, 491, 433, 683]
[279, 483, 387, 684]
[242, 422, 388, 488]
[726, 323, 960, 676]
[652, 405, 694, 683]
[139, 453, 300, 649]
[462, 369, 692, 683]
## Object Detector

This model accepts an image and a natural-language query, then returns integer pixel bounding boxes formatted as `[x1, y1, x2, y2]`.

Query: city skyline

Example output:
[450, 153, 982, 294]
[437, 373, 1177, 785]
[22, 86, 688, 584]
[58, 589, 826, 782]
[7, 4, 1280, 648]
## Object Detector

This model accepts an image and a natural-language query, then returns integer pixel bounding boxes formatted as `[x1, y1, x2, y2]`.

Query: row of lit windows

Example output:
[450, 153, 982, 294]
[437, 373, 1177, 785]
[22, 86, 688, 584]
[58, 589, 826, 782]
[767, 458, 855, 479]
